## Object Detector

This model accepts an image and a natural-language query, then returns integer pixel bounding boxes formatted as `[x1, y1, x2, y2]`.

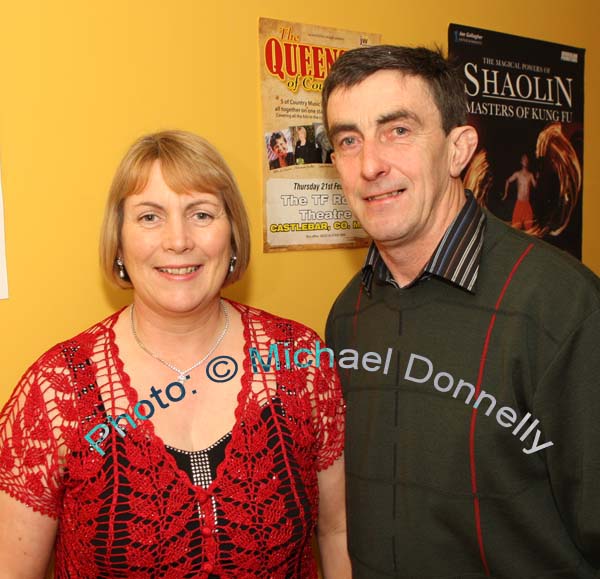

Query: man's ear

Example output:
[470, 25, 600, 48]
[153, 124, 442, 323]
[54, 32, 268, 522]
[448, 125, 478, 178]
[331, 151, 337, 166]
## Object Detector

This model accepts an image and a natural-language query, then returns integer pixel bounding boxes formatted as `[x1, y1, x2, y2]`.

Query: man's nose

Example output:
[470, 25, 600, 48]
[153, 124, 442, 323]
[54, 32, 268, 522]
[360, 139, 390, 181]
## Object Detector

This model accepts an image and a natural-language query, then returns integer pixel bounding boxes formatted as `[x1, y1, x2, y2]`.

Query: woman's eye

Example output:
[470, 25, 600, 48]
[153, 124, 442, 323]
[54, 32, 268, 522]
[194, 211, 213, 223]
[140, 214, 158, 223]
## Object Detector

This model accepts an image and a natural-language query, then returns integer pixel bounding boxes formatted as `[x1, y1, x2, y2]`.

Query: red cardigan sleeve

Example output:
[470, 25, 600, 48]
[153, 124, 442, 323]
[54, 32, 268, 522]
[287, 325, 345, 472]
[0, 349, 67, 518]
[312, 353, 345, 471]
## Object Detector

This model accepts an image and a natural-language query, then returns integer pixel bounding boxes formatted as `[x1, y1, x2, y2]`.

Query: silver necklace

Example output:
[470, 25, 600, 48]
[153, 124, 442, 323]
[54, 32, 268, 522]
[130, 300, 229, 382]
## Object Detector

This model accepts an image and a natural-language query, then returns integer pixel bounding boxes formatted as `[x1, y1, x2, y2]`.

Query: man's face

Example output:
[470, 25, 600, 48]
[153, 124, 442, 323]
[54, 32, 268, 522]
[327, 70, 455, 247]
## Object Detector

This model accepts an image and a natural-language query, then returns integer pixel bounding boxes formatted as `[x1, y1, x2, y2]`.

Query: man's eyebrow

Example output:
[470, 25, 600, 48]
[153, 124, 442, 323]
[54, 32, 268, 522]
[328, 110, 422, 142]
[328, 123, 359, 142]
[377, 109, 422, 126]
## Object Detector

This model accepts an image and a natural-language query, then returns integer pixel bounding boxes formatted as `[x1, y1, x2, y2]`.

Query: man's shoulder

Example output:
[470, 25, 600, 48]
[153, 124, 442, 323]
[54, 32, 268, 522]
[481, 211, 600, 318]
[327, 271, 365, 319]
[325, 270, 368, 346]
[485, 211, 598, 282]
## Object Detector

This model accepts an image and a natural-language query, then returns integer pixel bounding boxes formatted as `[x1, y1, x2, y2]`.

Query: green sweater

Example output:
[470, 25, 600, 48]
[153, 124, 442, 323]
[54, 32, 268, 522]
[326, 212, 600, 578]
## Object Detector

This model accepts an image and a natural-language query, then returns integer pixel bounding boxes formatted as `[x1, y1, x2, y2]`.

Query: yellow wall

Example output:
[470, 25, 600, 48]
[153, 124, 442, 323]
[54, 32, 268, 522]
[1, 0, 598, 399]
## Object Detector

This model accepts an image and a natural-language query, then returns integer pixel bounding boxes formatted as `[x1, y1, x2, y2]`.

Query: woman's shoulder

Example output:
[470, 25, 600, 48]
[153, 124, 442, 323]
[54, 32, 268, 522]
[24, 308, 125, 376]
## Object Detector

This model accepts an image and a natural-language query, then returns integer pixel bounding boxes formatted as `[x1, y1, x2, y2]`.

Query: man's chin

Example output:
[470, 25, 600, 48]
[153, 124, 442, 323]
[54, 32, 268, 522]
[360, 222, 407, 244]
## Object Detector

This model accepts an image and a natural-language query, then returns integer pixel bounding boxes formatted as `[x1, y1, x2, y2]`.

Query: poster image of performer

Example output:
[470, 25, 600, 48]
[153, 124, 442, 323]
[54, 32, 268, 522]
[502, 152, 537, 230]
[292, 125, 321, 165]
[449, 23, 585, 259]
[314, 123, 333, 164]
[259, 17, 381, 251]
[266, 129, 295, 170]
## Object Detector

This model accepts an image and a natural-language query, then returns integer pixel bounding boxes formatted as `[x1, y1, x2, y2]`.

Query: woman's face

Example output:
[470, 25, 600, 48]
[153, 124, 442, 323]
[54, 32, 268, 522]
[120, 160, 232, 317]
[272, 136, 288, 159]
[297, 126, 307, 143]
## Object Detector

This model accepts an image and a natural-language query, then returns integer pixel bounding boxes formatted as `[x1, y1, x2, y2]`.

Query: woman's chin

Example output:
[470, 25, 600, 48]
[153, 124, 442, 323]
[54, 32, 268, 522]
[137, 294, 218, 318]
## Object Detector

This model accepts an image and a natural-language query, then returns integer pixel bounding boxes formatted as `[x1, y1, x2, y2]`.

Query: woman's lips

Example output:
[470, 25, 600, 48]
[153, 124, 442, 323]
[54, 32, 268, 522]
[156, 265, 200, 274]
[155, 265, 203, 280]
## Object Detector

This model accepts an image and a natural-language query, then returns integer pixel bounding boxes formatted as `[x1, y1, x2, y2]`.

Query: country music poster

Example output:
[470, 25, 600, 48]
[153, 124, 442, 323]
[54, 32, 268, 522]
[259, 17, 380, 251]
[449, 24, 585, 259]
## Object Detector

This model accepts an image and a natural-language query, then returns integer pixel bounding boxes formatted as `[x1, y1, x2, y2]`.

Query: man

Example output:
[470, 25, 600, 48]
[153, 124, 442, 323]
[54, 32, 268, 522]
[323, 45, 600, 578]
[503, 153, 537, 229]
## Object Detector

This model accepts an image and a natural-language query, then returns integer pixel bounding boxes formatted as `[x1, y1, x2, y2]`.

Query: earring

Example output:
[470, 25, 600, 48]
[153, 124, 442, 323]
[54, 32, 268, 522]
[116, 257, 126, 280]
[228, 255, 237, 274]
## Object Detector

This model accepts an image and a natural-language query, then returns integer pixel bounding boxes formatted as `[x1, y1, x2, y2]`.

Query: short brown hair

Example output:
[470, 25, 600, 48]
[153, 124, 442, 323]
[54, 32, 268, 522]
[322, 45, 467, 136]
[100, 130, 250, 288]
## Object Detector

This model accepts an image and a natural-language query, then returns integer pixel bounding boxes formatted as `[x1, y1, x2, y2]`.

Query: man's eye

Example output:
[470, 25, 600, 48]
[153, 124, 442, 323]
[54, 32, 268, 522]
[392, 127, 408, 136]
[339, 136, 356, 147]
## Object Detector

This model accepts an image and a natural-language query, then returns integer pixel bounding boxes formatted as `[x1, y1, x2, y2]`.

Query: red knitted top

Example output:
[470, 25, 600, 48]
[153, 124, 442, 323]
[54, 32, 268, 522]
[0, 301, 345, 578]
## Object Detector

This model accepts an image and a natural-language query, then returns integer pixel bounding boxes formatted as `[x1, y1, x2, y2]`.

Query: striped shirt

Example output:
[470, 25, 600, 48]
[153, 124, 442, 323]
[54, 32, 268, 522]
[361, 190, 486, 294]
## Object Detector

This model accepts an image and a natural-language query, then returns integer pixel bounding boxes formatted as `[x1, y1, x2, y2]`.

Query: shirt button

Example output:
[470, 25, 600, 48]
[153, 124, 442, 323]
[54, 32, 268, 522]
[201, 562, 214, 573]
[201, 526, 212, 537]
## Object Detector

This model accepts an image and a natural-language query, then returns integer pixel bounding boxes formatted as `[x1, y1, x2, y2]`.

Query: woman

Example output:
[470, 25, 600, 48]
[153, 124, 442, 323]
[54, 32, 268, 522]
[293, 126, 320, 165]
[0, 131, 349, 578]
[268, 131, 294, 169]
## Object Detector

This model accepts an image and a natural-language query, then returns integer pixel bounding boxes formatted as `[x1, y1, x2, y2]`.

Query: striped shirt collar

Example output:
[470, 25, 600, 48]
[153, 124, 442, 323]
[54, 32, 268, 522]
[361, 190, 486, 294]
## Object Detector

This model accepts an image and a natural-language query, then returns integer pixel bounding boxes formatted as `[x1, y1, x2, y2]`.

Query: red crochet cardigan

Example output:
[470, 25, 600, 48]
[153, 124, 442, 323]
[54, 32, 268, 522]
[0, 301, 345, 578]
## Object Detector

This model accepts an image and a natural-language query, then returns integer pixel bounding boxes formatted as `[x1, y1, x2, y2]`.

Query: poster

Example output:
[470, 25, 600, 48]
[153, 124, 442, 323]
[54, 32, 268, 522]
[0, 167, 8, 300]
[259, 17, 381, 251]
[0, 166, 8, 299]
[449, 24, 585, 259]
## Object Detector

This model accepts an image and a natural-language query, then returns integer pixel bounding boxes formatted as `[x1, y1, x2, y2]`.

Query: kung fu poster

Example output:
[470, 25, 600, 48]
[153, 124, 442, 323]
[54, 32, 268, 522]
[259, 17, 380, 251]
[449, 24, 585, 259]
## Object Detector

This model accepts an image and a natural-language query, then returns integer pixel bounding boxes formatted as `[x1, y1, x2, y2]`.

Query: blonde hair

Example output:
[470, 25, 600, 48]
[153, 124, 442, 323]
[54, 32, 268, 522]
[100, 130, 250, 288]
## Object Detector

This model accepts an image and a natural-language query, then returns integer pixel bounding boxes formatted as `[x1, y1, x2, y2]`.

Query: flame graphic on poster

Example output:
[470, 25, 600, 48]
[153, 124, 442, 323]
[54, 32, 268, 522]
[535, 123, 581, 237]
[464, 150, 492, 206]
[466, 122, 581, 239]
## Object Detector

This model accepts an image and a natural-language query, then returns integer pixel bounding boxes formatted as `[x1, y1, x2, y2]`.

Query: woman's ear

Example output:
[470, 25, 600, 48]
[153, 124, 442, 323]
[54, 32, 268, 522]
[448, 125, 478, 178]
